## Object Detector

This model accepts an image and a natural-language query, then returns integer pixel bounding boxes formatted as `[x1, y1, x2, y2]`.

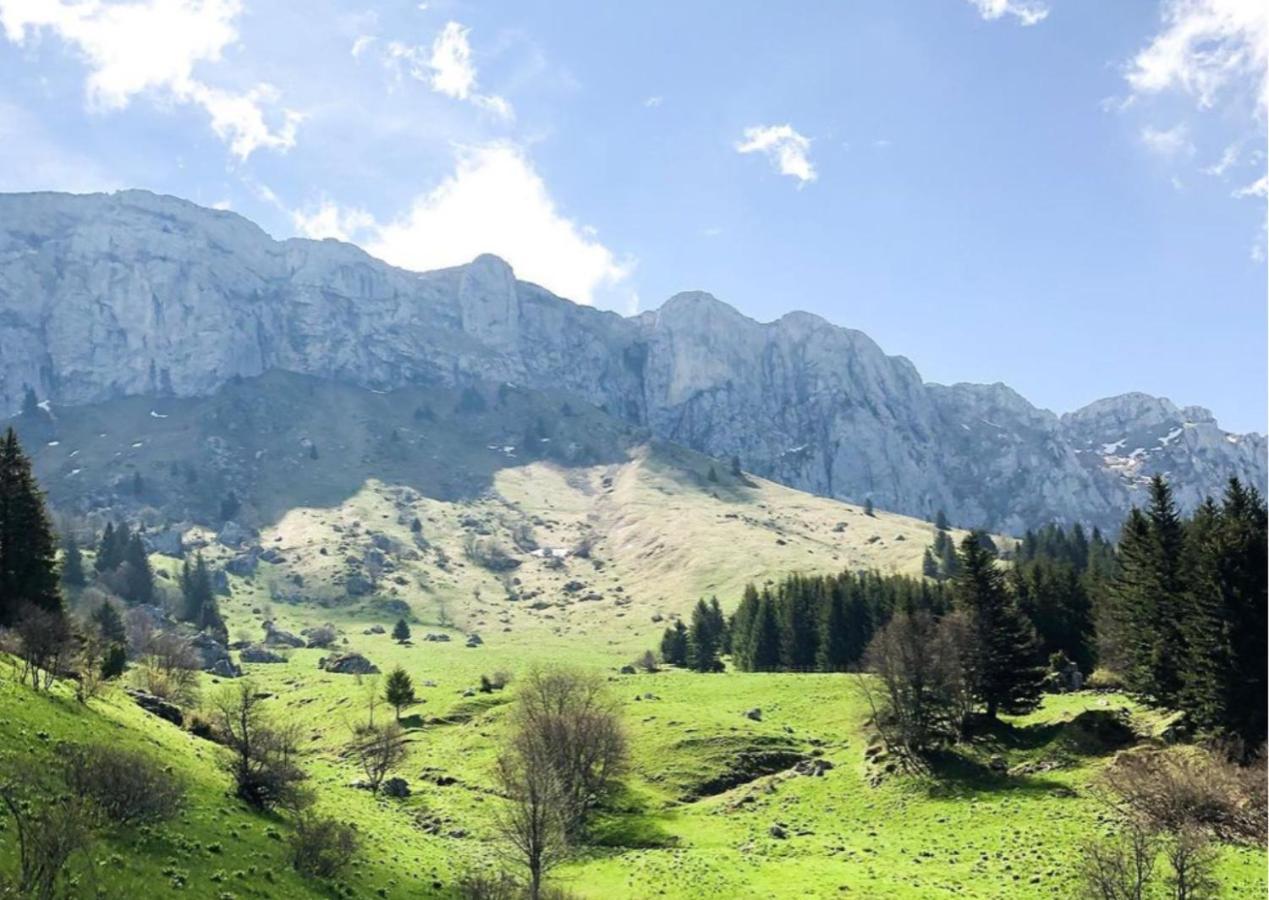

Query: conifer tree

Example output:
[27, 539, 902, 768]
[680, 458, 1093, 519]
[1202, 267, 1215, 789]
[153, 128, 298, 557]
[688, 598, 723, 671]
[0, 427, 63, 625]
[180, 553, 225, 639]
[61, 534, 86, 588]
[91, 600, 127, 645]
[392, 618, 411, 643]
[384, 666, 416, 722]
[746, 591, 782, 672]
[935, 509, 950, 532]
[659, 620, 689, 667]
[123, 532, 155, 606]
[95, 521, 117, 573]
[816, 586, 851, 671]
[953, 531, 1043, 719]
[922, 548, 939, 579]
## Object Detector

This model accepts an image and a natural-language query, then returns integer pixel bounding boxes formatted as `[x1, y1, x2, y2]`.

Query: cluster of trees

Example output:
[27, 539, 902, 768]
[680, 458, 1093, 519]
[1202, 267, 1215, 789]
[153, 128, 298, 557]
[0, 428, 62, 627]
[727, 571, 950, 673]
[659, 597, 726, 671]
[178, 554, 226, 641]
[1100, 477, 1266, 747]
[93, 520, 155, 606]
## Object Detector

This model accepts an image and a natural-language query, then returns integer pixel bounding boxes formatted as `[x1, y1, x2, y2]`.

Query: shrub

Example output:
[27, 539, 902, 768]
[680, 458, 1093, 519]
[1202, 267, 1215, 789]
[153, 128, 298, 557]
[286, 792, 359, 879]
[63, 743, 185, 825]
[1086, 668, 1125, 691]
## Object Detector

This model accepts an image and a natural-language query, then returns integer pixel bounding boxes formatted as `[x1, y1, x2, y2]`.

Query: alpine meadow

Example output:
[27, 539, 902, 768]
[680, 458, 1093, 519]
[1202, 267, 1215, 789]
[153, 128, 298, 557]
[0, 2, 1266, 899]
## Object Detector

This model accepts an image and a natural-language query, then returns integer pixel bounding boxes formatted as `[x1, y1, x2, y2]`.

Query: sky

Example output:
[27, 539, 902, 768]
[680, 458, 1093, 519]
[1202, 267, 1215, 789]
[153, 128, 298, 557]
[0, 0, 1265, 433]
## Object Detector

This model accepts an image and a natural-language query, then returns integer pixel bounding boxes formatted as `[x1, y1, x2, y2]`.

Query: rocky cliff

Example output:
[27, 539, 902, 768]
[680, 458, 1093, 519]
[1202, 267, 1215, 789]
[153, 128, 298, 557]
[1, 190, 1263, 532]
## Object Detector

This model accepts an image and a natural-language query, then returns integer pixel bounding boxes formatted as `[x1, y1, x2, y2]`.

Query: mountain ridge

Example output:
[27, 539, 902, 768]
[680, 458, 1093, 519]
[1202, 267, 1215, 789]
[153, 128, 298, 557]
[0, 188, 1263, 532]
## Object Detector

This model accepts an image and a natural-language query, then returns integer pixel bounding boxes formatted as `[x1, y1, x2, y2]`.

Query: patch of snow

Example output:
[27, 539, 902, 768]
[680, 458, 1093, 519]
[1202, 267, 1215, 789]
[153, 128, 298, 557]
[46, 440, 59, 446]
[1158, 427, 1183, 446]
[68, 468, 80, 476]
[1100, 439, 1127, 454]
[980, 418, 1002, 429]
[131, 441, 143, 448]
[960, 424, 971, 431]
[149, 410, 168, 418]
[1226, 434, 1240, 444]
[36, 400, 51, 412]
[68, 450, 78, 458]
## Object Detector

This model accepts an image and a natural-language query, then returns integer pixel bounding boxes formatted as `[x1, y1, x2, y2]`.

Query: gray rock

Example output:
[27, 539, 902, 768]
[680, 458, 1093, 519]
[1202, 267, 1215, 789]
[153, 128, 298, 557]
[225, 552, 258, 577]
[319, 653, 379, 675]
[263, 624, 305, 648]
[217, 520, 249, 548]
[209, 658, 242, 678]
[240, 644, 286, 664]
[144, 528, 184, 558]
[1, 190, 1260, 532]
[744, 708, 762, 721]
[125, 689, 183, 726]
[382, 777, 410, 798]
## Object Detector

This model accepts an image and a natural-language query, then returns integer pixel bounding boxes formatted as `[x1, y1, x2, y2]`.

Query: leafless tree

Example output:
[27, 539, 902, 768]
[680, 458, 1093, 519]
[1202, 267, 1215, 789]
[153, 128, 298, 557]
[349, 721, 407, 793]
[282, 788, 359, 879]
[1164, 825, 1218, 900]
[0, 756, 95, 900]
[62, 743, 185, 825]
[12, 606, 73, 691]
[493, 729, 568, 900]
[210, 680, 306, 810]
[1076, 822, 1158, 900]
[510, 667, 628, 837]
[131, 629, 201, 705]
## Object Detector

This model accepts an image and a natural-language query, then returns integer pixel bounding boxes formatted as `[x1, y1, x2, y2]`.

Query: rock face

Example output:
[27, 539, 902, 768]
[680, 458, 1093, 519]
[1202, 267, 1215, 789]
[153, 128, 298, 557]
[0, 190, 1262, 531]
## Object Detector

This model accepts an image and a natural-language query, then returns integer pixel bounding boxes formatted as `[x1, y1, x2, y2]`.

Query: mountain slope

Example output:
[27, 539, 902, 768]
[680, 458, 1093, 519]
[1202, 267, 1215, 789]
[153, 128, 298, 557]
[1, 189, 1262, 531]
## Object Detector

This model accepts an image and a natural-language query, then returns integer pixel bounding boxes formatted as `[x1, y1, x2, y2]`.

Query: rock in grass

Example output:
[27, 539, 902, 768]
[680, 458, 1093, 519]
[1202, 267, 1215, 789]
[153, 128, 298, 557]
[319, 653, 380, 675]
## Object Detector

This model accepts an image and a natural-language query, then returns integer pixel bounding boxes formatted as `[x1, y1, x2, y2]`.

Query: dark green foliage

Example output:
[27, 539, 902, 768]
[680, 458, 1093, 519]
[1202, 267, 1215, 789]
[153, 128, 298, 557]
[94, 522, 119, 573]
[953, 532, 1044, 719]
[706, 465, 718, 484]
[687, 598, 725, 671]
[100, 643, 127, 680]
[61, 535, 86, 588]
[384, 666, 415, 721]
[864, 497, 875, 517]
[90, 601, 126, 644]
[456, 386, 487, 414]
[730, 569, 944, 673]
[218, 490, 240, 522]
[0, 428, 63, 626]
[659, 620, 689, 667]
[122, 533, 154, 606]
[730, 455, 742, 478]
[934, 509, 950, 532]
[392, 617, 411, 643]
[179, 554, 225, 640]
[922, 548, 939, 579]
[20, 386, 39, 417]
[1011, 555, 1095, 672]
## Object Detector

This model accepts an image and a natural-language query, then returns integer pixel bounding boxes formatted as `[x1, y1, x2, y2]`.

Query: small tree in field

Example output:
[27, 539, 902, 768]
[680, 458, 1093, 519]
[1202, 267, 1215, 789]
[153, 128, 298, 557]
[493, 731, 567, 900]
[211, 680, 305, 810]
[392, 618, 411, 643]
[350, 722, 407, 794]
[384, 666, 415, 721]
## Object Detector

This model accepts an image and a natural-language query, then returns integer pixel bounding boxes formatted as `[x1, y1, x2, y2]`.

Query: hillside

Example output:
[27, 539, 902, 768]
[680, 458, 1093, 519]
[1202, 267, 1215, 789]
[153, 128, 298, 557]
[1, 190, 1262, 532]
[16, 370, 965, 653]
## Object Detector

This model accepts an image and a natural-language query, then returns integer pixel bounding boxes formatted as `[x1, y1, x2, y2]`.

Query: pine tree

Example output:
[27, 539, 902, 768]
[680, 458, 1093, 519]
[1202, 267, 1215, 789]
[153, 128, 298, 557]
[0, 428, 63, 625]
[61, 534, 86, 588]
[392, 618, 412, 643]
[91, 600, 127, 644]
[659, 621, 689, 667]
[816, 585, 850, 671]
[384, 666, 416, 721]
[922, 548, 939, 579]
[935, 509, 950, 532]
[123, 533, 155, 606]
[864, 497, 875, 517]
[95, 522, 118, 573]
[688, 598, 722, 671]
[20, 387, 38, 417]
[953, 531, 1043, 719]
[179, 553, 224, 639]
[747, 593, 782, 672]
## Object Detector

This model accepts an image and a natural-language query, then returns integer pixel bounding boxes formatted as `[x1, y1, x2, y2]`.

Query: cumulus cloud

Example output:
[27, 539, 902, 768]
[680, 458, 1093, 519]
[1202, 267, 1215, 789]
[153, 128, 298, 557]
[0, 0, 301, 159]
[966, 0, 1049, 27]
[382, 21, 512, 121]
[735, 124, 816, 185]
[294, 144, 630, 306]
[1126, 0, 1268, 112]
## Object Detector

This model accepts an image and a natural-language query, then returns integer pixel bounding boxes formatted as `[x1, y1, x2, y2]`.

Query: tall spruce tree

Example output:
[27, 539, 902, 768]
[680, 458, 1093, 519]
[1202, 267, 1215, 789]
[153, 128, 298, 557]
[0, 428, 63, 625]
[688, 598, 723, 671]
[816, 585, 851, 671]
[953, 532, 1043, 719]
[659, 620, 689, 667]
[123, 532, 155, 606]
[746, 592, 782, 672]
[61, 534, 86, 588]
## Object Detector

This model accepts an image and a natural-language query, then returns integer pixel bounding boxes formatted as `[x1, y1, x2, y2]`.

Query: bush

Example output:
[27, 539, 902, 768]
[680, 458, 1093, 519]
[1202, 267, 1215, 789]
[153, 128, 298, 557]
[63, 743, 185, 825]
[287, 794, 359, 879]
[1086, 668, 1125, 691]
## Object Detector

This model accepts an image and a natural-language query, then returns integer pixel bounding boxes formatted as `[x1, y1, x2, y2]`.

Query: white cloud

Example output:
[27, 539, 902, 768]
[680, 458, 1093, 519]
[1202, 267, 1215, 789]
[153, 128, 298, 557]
[382, 21, 512, 121]
[296, 144, 630, 306]
[1201, 142, 1240, 176]
[351, 35, 375, 58]
[1127, 0, 1269, 112]
[0, 0, 301, 160]
[643, 96, 663, 108]
[1233, 173, 1268, 197]
[735, 124, 816, 185]
[1141, 123, 1196, 158]
[292, 200, 376, 242]
[966, 0, 1049, 27]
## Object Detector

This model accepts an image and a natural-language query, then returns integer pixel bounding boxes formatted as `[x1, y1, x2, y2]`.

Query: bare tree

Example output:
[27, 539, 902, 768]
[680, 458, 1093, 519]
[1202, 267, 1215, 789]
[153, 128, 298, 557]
[12, 606, 73, 691]
[0, 756, 95, 900]
[210, 680, 306, 810]
[493, 729, 568, 900]
[1076, 822, 1158, 900]
[510, 667, 628, 837]
[349, 721, 407, 793]
[283, 788, 359, 879]
[132, 629, 201, 705]
[1164, 825, 1218, 900]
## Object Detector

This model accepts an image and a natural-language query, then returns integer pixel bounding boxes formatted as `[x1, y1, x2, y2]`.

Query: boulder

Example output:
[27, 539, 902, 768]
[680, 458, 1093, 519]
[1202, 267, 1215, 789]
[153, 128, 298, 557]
[240, 645, 286, 664]
[424, 633, 451, 642]
[144, 528, 184, 558]
[345, 573, 373, 596]
[264, 624, 305, 648]
[126, 689, 184, 726]
[794, 758, 834, 777]
[217, 520, 249, 548]
[744, 708, 763, 721]
[319, 653, 380, 675]
[225, 552, 259, 576]
[209, 658, 242, 678]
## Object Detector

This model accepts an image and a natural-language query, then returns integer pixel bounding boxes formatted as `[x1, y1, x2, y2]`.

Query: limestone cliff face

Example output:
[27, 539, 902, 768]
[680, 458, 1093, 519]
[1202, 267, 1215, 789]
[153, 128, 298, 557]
[1, 190, 1262, 531]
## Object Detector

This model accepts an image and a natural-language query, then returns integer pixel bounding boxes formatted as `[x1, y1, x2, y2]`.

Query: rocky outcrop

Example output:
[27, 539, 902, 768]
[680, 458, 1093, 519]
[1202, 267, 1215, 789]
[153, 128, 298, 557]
[1, 190, 1262, 531]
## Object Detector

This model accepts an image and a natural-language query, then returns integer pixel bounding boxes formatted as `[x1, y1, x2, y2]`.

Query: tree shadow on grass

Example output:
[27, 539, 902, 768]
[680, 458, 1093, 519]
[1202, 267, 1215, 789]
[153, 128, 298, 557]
[585, 785, 680, 850]
[919, 749, 1076, 801]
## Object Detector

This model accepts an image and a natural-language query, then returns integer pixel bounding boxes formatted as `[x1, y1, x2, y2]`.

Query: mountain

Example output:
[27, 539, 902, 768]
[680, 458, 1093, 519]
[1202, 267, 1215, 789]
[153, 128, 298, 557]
[1, 189, 1263, 533]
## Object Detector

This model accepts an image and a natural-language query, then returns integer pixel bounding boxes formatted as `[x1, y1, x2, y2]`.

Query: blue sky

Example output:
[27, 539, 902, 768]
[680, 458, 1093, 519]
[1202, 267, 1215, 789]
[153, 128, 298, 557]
[0, 0, 1265, 432]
